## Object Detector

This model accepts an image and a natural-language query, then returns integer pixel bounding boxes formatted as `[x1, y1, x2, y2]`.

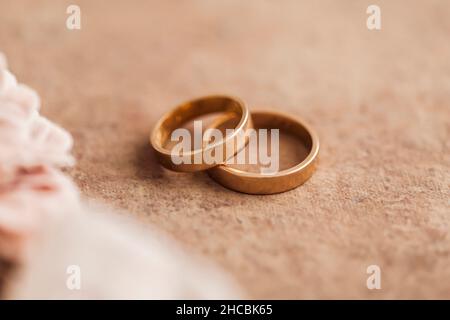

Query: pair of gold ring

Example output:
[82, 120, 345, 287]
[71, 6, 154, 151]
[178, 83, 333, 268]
[150, 95, 319, 195]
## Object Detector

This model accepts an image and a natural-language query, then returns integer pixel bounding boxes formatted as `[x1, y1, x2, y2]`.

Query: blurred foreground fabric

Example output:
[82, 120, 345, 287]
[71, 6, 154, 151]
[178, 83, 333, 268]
[7, 205, 240, 299]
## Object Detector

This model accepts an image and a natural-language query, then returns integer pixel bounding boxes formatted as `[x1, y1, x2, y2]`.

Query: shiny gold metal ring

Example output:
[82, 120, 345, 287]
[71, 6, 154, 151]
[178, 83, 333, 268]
[207, 110, 319, 194]
[150, 95, 252, 172]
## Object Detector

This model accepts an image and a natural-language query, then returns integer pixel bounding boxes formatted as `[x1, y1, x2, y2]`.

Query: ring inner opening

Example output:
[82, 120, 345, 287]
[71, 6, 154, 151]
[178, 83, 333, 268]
[214, 112, 312, 173]
[157, 97, 243, 152]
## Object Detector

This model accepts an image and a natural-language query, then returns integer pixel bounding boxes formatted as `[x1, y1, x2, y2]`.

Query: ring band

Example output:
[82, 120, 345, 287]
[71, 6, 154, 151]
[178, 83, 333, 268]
[150, 95, 252, 172]
[207, 110, 319, 194]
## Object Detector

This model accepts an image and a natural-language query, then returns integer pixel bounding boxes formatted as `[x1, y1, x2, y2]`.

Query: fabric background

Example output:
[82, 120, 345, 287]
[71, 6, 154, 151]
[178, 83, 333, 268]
[1, 0, 449, 298]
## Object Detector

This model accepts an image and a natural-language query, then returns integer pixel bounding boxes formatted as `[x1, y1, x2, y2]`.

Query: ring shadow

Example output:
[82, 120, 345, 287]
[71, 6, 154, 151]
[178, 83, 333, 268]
[134, 140, 165, 180]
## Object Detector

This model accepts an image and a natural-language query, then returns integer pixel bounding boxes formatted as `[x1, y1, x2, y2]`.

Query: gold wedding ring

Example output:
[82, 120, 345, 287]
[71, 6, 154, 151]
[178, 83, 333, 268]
[207, 110, 319, 194]
[150, 95, 252, 172]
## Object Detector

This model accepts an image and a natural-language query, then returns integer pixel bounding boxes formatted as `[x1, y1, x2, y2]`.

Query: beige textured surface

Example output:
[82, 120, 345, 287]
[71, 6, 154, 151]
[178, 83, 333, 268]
[1, 0, 449, 299]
